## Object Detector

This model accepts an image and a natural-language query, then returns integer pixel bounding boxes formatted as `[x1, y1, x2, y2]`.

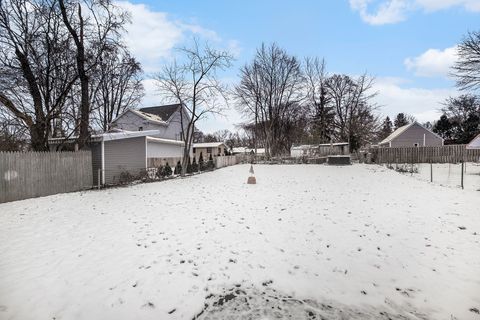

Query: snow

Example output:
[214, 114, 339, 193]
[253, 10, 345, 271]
[1, 164, 479, 319]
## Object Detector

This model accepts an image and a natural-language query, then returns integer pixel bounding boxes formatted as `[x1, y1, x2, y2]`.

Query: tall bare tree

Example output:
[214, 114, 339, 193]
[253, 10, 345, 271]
[154, 39, 233, 176]
[453, 31, 480, 91]
[58, 0, 128, 148]
[235, 43, 304, 157]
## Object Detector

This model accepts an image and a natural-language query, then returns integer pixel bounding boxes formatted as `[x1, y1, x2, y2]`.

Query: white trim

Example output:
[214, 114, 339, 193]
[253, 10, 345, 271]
[101, 140, 105, 185]
[145, 137, 148, 169]
[147, 136, 185, 146]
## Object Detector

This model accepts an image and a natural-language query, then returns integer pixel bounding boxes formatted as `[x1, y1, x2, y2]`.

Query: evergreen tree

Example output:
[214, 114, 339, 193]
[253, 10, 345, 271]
[208, 153, 215, 170]
[162, 162, 172, 177]
[379, 116, 393, 140]
[433, 114, 454, 143]
[394, 113, 409, 129]
[198, 152, 205, 171]
[174, 161, 182, 175]
[192, 157, 199, 172]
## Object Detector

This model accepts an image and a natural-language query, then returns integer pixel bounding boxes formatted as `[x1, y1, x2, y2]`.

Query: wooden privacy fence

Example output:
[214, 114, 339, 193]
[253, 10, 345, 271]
[215, 155, 240, 169]
[371, 145, 480, 164]
[0, 151, 93, 203]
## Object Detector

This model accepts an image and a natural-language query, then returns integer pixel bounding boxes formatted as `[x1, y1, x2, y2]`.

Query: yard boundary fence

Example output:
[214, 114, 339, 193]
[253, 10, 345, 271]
[0, 151, 93, 203]
[370, 145, 480, 164]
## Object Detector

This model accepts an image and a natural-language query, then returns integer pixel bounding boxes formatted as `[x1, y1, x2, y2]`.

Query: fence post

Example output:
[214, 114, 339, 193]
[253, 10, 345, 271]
[461, 161, 464, 190]
[430, 161, 433, 183]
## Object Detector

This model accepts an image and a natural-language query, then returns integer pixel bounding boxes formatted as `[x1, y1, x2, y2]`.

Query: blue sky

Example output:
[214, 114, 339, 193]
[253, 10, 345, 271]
[118, 0, 480, 133]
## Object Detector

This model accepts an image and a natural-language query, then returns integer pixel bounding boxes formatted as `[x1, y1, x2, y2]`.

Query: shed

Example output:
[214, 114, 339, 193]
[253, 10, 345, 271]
[379, 122, 443, 148]
[193, 142, 227, 160]
[50, 130, 184, 185]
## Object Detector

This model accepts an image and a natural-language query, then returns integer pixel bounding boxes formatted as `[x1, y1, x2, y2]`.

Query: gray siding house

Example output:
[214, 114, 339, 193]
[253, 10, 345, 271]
[467, 133, 480, 149]
[379, 122, 444, 148]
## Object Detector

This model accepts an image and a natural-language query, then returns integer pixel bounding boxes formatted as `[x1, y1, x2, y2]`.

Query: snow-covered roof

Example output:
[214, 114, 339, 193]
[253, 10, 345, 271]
[467, 133, 480, 149]
[193, 142, 225, 148]
[100, 130, 161, 141]
[147, 136, 184, 146]
[232, 147, 246, 153]
[110, 108, 168, 126]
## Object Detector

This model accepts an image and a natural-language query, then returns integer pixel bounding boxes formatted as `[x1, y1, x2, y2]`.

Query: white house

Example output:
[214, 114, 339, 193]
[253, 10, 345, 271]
[110, 104, 191, 141]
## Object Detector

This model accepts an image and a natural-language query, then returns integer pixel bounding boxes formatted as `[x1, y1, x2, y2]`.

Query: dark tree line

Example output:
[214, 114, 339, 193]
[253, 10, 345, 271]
[0, 0, 144, 151]
[234, 43, 380, 157]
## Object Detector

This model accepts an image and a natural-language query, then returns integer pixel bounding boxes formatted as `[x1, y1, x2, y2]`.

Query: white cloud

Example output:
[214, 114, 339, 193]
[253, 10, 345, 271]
[404, 46, 458, 77]
[349, 0, 409, 25]
[116, 1, 238, 73]
[373, 78, 457, 122]
[350, 0, 480, 25]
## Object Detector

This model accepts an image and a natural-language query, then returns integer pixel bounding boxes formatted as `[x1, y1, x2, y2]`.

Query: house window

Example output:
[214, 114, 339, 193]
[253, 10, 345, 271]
[207, 147, 212, 153]
[138, 126, 143, 131]
[193, 148, 196, 154]
[218, 147, 221, 155]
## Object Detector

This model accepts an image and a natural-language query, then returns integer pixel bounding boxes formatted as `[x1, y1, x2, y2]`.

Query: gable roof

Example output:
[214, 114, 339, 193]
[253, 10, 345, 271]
[379, 122, 443, 145]
[139, 104, 181, 122]
[467, 133, 480, 149]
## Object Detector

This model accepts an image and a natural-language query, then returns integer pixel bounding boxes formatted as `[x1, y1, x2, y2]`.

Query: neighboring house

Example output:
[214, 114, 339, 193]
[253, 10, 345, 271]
[379, 122, 444, 148]
[193, 142, 227, 160]
[291, 143, 349, 157]
[232, 147, 266, 156]
[110, 104, 191, 141]
[50, 130, 184, 185]
[467, 133, 480, 149]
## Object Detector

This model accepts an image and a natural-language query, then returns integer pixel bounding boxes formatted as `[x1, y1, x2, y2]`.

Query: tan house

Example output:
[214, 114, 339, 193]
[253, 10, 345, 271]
[379, 122, 444, 148]
[193, 142, 227, 160]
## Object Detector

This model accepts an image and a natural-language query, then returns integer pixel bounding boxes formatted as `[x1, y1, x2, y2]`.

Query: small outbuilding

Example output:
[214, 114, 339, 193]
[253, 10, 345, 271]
[193, 142, 227, 161]
[50, 130, 184, 185]
[379, 122, 443, 148]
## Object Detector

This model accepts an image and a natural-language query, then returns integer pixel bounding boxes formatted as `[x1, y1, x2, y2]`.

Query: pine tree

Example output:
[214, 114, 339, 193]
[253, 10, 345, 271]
[174, 161, 182, 175]
[163, 162, 172, 177]
[199, 152, 205, 171]
[379, 116, 393, 140]
[192, 157, 199, 172]
[394, 113, 409, 129]
[208, 153, 215, 170]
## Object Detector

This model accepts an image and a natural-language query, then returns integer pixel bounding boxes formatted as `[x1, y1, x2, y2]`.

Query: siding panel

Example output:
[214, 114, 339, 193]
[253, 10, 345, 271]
[104, 137, 146, 184]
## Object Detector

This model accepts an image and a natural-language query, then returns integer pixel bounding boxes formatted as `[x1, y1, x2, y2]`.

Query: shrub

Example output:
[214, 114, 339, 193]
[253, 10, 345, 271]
[208, 153, 215, 170]
[163, 162, 172, 177]
[156, 165, 164, 179]
[192, 157, 199, 172]
[118, 171, 135, 185]
[175, 161, 182, 175]
[199, 152, 206, 171]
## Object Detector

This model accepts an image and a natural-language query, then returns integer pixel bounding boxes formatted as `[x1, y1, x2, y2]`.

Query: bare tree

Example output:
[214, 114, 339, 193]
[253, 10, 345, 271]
[235, 43, 304, 157]
[91, 47, 144, 132]
[453, 31, 480, 91]
[0, 0, 79, 150]
[154, 39, 233, 176]
[58, 0, 128, 148]
[304, 57, 334, 143]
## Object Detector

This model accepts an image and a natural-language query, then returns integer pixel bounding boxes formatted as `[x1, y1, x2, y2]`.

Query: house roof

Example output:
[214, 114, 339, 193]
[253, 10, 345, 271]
[139, 104, 181, 122]
[379, 122, 443, 145]
[49, 130, 162, 144]
[147, 136, 184, 146]
[467, 133, 480, 149]
[193, 142, 226, 148]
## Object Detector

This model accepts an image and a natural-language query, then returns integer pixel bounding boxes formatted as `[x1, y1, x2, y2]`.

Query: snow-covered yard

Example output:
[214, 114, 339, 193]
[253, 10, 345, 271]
[0, 164, 479, 320]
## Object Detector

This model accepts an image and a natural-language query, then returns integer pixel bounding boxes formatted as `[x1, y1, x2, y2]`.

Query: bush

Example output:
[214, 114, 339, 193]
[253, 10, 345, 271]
[118, 171, 135, 184]
[192, 157, 199, 172]
[156, 165, 164, 179]
[208, 153, 215, 170]
[199, 152, 206, 171]
[186, 157, 193, 174]
[163, 162, 172, 177]
[175, 161, 182, 175]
